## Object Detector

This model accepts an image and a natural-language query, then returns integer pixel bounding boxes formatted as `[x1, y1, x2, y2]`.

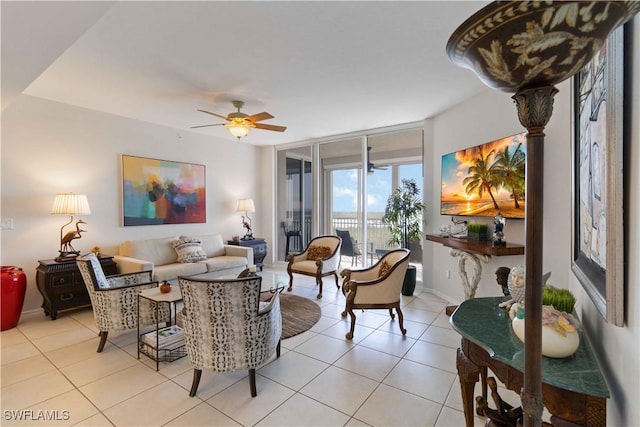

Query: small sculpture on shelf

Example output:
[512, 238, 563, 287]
[495, 266, 511, 296]
[492, 212, 506, 247]
[498, 265, 525, 309]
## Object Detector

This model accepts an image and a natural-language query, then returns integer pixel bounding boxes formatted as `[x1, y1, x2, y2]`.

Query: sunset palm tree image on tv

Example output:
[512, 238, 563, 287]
[440, 132, 527, 219]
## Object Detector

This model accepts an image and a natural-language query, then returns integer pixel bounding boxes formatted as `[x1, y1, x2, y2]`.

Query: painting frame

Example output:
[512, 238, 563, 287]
[122, 155, 206, 226]
[571, 26, 625, 326]
[440, 132, 527, 220]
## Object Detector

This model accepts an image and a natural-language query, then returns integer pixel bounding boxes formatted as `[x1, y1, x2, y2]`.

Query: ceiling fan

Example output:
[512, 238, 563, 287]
[191, 100, 287, 139]
[367, 146, 388, 174]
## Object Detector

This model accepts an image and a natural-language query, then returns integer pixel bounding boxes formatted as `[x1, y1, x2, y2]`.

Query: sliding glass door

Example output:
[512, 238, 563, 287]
[276, 147, 312, 261]
[276, 127, 423, 275]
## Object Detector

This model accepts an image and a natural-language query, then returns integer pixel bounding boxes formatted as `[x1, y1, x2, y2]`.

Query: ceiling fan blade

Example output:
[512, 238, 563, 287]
[246, 112, 274, 122]
[190, 123, 225, 128]
[254, 123, 287, 132]
[197, 109, 229, 121]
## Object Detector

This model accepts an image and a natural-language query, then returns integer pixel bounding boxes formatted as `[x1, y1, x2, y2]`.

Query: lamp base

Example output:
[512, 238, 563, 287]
[240, 234, 255, 241]
[55, 251, 80, 262]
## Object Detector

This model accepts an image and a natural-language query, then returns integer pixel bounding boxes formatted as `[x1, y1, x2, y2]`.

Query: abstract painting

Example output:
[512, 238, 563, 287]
[572, 26, 625, 326]
[122, 155, 206, 226]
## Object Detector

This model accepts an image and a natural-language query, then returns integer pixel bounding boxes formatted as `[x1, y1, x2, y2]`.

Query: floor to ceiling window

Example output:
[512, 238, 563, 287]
[276, 146, 312, 261]
[276, 126, 424, 272]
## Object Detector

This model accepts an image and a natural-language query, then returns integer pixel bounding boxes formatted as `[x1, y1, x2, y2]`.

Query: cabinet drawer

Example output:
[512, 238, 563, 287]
[48, 273, 77, 287]
[51, 289, 91, 310]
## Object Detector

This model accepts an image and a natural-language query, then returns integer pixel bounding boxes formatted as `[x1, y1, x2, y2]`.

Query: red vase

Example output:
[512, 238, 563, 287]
[1, 266, 27, 331]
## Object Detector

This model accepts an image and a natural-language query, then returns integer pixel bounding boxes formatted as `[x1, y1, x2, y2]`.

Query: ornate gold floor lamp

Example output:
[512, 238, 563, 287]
[446, 2, 639, 426]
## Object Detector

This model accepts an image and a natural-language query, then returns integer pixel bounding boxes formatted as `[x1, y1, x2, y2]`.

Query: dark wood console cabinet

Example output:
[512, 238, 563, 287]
[227, 238, 267, 271]
[36, 256, 117, 320]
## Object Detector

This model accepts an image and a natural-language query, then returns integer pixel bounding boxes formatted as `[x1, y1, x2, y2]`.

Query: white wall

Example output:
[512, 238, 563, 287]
[429, 79, 572, 302]
[426, 16, 639, 426]
[1, 95, 261, 313]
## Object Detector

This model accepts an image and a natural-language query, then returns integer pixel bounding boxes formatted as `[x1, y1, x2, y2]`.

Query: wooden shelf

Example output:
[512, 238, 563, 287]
[425, 234, 524, 256]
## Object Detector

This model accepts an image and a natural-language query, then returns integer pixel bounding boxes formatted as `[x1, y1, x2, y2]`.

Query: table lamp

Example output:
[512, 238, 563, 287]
[51, 192, 91, 261]
[237, 198, 255, 241]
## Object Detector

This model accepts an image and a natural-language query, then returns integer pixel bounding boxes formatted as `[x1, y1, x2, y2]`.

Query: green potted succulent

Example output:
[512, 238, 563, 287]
[467, 223, 489, 241]
[382, 179, 424, 296]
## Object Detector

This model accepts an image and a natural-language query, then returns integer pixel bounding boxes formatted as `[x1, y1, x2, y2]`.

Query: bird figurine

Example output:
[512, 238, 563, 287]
[59, 219, 87, 258]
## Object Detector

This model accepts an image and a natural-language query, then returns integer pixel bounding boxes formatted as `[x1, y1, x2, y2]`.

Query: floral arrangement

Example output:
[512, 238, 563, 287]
[541, 305, 578, 337]
[510, 303, 581, 357]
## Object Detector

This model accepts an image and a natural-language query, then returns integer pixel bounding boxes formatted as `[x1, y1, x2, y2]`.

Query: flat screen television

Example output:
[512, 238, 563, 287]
[440, 132, 527, 219]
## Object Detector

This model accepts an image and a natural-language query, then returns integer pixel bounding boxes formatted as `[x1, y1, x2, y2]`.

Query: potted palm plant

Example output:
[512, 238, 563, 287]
[382, 179, 424, 295]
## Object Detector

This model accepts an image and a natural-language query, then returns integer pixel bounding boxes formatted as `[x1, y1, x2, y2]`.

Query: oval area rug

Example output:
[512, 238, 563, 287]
[278, 293, 321, 339]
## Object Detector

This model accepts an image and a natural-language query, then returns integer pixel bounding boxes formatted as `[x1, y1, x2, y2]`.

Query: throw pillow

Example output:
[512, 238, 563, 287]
[379, 260, 392, 277]
[172, 236, 207, 263]
[306, 245, 332, 261]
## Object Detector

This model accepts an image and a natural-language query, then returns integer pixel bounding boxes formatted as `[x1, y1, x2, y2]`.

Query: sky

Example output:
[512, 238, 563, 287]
[332, 163, 422, 213]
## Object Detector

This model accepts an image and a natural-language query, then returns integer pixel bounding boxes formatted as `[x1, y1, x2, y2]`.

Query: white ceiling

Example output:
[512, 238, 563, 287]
[2, 1, 491, 146]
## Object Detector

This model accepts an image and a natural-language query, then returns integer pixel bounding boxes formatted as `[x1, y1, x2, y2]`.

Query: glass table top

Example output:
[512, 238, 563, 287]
[186, 271, 287, 293]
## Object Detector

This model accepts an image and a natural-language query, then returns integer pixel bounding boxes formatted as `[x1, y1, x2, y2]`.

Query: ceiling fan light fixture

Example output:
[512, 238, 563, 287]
[225, 118, 254, 139]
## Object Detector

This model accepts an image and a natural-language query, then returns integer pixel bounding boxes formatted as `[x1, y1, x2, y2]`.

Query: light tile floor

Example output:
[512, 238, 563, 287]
[0, 265, 508, 427]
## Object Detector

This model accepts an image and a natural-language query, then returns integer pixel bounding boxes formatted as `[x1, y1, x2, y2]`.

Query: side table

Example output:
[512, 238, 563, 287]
[36, 256, 117, 320]
[451, 297, 609, 427]
[227, 238, 267, 271]
[137, 286, 186, 371]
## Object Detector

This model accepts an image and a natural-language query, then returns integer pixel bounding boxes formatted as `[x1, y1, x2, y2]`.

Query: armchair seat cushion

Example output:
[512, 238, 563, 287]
[289, 260, 320, 275]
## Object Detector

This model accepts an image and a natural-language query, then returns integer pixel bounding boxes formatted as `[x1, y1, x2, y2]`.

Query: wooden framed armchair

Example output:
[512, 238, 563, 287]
[340, 248, 410, 339]
[178, 275, 282, 397]
[76, 253, 170, 352]
[287, 235, 341, 299]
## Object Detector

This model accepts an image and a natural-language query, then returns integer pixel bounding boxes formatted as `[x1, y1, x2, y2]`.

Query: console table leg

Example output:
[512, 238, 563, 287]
[457, 347, 480, 427]
[450, 249, 490, 299]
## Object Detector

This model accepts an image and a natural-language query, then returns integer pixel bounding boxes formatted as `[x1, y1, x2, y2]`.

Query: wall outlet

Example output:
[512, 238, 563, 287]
[446, 270, 450, 279]
[0, 218, 14, 230]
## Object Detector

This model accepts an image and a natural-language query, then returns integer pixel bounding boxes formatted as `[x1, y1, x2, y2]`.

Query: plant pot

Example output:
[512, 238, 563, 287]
[1, 266, 27, 331]
[402, 265, 417, 296]
[467, 231, 489, 241]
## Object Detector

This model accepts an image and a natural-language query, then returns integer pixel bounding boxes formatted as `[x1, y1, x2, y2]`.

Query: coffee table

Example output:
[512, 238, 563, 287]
[187, 271, 287, 294]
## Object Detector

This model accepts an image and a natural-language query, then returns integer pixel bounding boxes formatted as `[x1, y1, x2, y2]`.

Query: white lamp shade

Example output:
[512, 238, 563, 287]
[51, 193, 91, 215]
[226, 122, 250, 139]
[237, 198, 255, 213]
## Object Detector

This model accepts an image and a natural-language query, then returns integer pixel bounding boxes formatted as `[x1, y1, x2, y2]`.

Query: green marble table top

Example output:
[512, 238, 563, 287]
[450, 296, 609, 398]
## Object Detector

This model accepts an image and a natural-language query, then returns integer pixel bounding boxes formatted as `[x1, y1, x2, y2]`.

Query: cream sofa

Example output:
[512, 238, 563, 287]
[113, 234, 251, 283]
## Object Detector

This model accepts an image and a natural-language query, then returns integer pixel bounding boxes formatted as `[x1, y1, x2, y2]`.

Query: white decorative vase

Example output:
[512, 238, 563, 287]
[512, 309, 579, 359]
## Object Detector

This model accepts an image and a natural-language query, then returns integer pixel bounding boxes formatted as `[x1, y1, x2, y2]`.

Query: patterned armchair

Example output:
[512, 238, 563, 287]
[340, 248, 410, 339]
[286, 235, 342, 299]
[178, 275, 282, 398]
[76, 253, 170, 352]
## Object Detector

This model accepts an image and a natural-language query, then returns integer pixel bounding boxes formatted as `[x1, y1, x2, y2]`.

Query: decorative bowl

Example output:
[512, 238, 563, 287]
[446, 1, 640, 92]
